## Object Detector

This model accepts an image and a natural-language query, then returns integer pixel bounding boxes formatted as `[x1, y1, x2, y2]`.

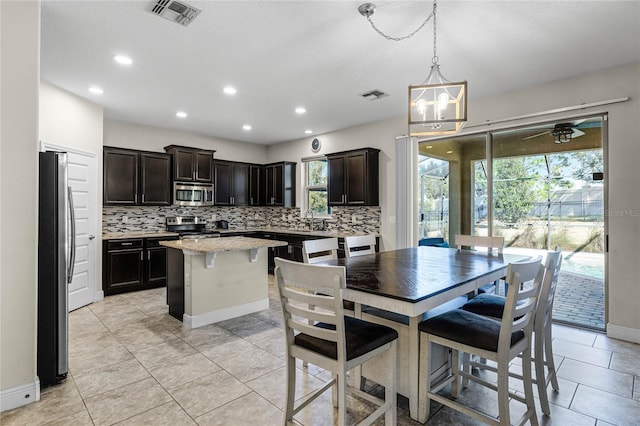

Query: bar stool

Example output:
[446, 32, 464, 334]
[417, 257, 544, 425]
[462, 249, 563, 415]
[274, 258, 398, 425]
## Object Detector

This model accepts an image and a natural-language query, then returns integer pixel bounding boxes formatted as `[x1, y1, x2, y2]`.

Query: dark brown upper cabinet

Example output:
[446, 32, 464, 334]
[214, 160, 263, 206]
[164, 145, 214, 183]
[103, 147, 171, 206]
[327, 148, 380, 206]
[264, 162, 296, 207]
[213, 161, 246, 206]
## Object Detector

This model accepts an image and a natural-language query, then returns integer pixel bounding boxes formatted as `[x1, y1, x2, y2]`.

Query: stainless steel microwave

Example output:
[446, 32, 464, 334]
[173, 182, 214, 206]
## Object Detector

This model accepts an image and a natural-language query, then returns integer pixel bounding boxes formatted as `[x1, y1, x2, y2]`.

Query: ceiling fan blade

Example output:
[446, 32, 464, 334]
[572, 128, 585, 138]
[522, 131, 550, 141]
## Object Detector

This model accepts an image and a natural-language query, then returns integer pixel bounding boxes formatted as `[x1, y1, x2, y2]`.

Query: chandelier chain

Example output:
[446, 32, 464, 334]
[364, 8, 434, 42]
[432, 0, 438, 64]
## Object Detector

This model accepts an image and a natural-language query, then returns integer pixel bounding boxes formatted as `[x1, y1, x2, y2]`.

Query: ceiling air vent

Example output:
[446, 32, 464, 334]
[360, 89, 389, 100]
[151, 0, 201, 27]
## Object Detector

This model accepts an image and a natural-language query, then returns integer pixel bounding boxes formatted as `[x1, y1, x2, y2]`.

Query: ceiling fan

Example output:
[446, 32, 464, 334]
[522, 119, 598, 143]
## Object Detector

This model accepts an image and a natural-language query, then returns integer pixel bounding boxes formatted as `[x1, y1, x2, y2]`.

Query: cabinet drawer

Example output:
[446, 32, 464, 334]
[107, 239, 144, 250]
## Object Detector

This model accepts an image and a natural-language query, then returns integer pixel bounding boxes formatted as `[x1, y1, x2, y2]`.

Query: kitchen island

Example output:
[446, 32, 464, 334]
[161, 236, 287, 329]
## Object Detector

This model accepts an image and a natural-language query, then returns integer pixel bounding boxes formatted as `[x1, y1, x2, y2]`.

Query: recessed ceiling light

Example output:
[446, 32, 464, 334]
[295, 107, 306, 114]
[446, 150, 453, 154]
[176, 111, 188, 118]
[243, 124, 252, 131]
[88, 86, 104, 95]
[223, 86, 237, 95]
[425, 145, 433, 149]
[113, 55, 133, 66]
[305, 130, 313, 134]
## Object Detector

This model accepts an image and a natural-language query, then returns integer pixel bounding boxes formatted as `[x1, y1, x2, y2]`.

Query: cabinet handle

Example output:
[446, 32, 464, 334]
[250, 197, 253, 204]
[142, 193, 145, 203]
[140, 252, 143, 261]
[135, 194, 138, 203]
[121, 242, 133, 246]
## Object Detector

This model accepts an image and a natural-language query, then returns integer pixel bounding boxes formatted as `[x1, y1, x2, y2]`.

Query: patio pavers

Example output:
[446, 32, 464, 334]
[553, 271, 605, 330]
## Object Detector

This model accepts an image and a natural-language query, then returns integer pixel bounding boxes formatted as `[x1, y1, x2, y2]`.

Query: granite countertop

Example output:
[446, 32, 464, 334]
[102, 231, 179, 240]
[160, 236, 288, 254]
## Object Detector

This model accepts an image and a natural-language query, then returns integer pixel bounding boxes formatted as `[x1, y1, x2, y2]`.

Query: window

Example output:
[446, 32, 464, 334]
[304, 157, 329, 215]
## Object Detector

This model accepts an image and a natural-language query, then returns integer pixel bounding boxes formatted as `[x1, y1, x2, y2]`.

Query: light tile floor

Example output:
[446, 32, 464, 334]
[2, 276, 640, 425]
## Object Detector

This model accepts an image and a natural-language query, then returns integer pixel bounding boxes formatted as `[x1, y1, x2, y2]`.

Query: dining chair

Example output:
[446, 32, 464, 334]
[455, 234, 505, 294]
[274, 257, 398, 425]
[303, 237, 339, 264]
[344, 235, 376, 258]
[417, 257, 544, 425]
[461, 249, 563, 416]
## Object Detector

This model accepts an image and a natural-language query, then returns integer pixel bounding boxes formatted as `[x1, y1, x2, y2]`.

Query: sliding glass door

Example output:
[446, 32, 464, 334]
[417, 116, 606, 330]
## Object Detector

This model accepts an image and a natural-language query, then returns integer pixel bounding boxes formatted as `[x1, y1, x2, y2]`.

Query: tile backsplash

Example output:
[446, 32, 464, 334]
[103, 205, 381, 234]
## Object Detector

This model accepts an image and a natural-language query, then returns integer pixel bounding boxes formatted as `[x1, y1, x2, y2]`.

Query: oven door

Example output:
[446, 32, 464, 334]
[174, 183, 214, 206]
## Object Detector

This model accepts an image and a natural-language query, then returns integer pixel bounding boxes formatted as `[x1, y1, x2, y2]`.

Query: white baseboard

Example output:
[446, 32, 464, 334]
[606, 324, 640, 344]
[95, 290, 104, 302]
[183, 298, 269, 329]
[0, 379, 40, 412]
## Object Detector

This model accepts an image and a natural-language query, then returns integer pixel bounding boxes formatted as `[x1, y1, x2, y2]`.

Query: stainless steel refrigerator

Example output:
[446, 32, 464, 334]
[38, 151, 76, 387]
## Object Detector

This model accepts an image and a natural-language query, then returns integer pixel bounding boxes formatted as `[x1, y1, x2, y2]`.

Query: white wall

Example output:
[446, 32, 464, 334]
[40, 81, 104, 153]
[103, 119, 268, 163]
[0, 0, 40, 410]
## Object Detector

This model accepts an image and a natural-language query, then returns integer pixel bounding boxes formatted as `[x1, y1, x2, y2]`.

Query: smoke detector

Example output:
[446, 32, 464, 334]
[151, 0, 201, 27]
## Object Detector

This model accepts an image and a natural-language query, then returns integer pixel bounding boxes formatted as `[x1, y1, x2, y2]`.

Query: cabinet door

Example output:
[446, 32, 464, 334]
[328, 156, 346, 205]
[249, 165, 262, 205]
[265, 165, 275, 205]
[104, 148, 139, 205]
[140, 153, 171, 205]
[346, 152, 366, 205]
[232, 163, 250, 205]
[272, 164, 284, 205]
[146, 247, 168, 285]
[174, 149, 195, 181]
[214, 162, 233, 205]
[106, 250, 144, 294]
[195, 152, 212, 182]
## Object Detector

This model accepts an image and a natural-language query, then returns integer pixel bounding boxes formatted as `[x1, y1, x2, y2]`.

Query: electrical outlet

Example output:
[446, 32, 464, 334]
[288, 214, 293, 221]
[122, 216, 128, 224]
[351, 214, 357, 224]
[282, 214, 286, 221]
[389, 216, 396, 224]
[212, 214, 217, 222]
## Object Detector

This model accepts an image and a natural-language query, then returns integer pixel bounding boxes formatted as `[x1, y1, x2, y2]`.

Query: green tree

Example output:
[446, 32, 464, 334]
[493, 157, 537, 224]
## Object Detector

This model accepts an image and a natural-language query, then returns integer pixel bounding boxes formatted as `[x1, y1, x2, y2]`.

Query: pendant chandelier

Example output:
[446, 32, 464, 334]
[359, 0, 467, 137]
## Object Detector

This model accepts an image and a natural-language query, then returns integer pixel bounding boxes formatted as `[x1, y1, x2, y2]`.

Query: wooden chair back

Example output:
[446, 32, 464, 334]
[500, 257, 544, 352]
[275, 258, 347, 365]
[344, 234, 376, 258]
[537, 249, 563, 331]
[455, 234, 504, 253]
[302, 237, 338, 264]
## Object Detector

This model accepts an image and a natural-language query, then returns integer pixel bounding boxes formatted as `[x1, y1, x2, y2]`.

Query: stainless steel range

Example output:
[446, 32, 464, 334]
[166, 216, 220, 239]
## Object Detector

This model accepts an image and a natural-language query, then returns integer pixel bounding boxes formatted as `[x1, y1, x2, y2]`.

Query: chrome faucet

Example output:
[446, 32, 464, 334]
[304, 209, 315, 231]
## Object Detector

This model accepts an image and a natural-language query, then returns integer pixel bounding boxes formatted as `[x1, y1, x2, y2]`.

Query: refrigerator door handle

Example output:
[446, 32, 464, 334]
[67, 186, 76, 284]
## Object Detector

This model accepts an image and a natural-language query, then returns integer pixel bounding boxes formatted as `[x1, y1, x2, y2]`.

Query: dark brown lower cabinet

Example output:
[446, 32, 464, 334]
[103, 236, 178, 296]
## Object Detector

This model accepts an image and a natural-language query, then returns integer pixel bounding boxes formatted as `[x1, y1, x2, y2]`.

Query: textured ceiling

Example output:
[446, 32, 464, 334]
[40, 1, 640, 145]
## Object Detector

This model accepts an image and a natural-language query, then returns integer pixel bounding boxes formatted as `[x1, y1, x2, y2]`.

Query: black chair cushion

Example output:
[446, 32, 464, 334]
[419, 309, 524, 352]
[294, 317, 398, 361]
[462, 293, 505, 319]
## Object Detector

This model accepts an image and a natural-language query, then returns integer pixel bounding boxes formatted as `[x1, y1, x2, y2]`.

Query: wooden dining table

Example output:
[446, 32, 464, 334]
[320, 246, 527, 421]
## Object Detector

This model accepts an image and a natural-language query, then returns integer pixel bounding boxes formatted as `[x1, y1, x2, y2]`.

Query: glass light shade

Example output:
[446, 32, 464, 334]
[409, 74, 467, 137]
